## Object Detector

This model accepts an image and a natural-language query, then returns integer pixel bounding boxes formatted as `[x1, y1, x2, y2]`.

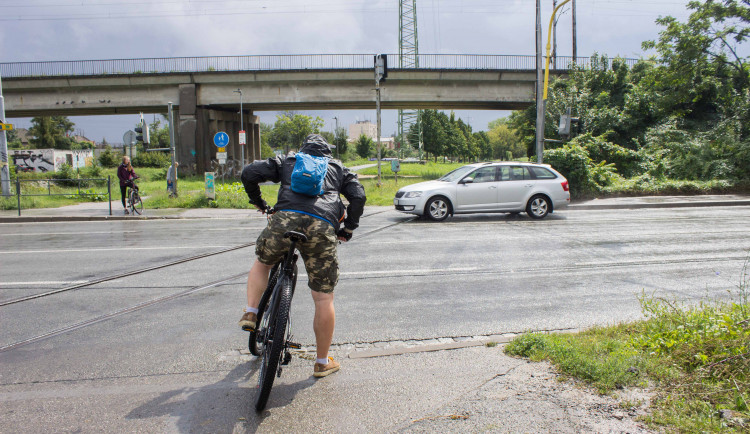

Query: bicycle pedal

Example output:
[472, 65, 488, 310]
[281, 351, 292, 365]
[287, 341, 301, 349]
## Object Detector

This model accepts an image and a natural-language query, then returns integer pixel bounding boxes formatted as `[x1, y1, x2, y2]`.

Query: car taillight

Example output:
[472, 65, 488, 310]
[561, 181, 569, 192]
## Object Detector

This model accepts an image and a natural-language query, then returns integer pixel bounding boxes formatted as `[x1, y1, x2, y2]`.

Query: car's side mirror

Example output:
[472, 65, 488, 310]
[459, 178, 473, 184]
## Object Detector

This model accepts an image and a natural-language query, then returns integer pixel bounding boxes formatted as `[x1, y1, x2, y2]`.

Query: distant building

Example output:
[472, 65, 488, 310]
[349, 120, 377, 141]
[14, 128, 31, 147]
[378, 137, 396, 150]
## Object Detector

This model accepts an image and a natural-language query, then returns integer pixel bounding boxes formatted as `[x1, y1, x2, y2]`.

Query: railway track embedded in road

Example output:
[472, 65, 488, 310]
[0, 209, 397, 308]
[0, 212, 415, 353]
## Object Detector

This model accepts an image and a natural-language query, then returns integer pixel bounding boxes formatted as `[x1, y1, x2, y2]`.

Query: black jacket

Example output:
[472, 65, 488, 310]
[241, 135, 366, 232]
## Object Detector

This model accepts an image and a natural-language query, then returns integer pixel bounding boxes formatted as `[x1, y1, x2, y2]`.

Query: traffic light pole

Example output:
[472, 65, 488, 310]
[535, 0, 545, 164]
[0, 75, 10, 196]
[168, 102, 177, 196]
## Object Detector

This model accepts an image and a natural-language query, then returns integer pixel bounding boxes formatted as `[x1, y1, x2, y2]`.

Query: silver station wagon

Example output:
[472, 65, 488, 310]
[393, 162, 570, 221]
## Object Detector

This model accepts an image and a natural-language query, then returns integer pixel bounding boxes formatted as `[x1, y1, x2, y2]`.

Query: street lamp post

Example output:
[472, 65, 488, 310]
[535, 0, 544, 163]
[233, 89, 244, 166]
[333, 116, 339, 159]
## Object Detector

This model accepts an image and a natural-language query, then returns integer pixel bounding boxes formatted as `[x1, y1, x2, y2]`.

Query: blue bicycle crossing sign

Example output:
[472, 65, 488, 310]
[213, 132, 229, 148]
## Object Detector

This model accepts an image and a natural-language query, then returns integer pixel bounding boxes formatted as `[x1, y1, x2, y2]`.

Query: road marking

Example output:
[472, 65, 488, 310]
[0, 281, 87, 286]
[0, 245, 232, 254]
[296, 267, 480, 279]
[1, 231, 138, 237]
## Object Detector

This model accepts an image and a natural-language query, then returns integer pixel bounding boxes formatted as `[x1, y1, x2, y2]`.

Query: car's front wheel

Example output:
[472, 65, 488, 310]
[425, 196, 450, 221]
[526, 195, 550, 219]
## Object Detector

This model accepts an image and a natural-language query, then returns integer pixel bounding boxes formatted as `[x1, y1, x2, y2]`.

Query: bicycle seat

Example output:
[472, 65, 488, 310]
[284, 231, 308, 243]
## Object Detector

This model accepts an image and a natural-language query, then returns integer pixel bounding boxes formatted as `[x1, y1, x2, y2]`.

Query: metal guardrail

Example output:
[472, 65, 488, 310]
[8, 176, 112, 216]
[0, 54, 641, 78]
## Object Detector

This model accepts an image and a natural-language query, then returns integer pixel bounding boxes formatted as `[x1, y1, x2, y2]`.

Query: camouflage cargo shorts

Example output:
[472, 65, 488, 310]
[255, 211, 339, 293]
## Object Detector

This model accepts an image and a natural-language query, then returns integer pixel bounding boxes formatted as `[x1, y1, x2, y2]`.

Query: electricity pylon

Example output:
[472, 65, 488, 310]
[398, 0, 422, 160]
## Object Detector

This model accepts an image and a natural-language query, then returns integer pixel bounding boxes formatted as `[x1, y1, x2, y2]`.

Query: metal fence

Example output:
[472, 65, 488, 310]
[8, 176, 112, 216]
[0, 54, 641, 78]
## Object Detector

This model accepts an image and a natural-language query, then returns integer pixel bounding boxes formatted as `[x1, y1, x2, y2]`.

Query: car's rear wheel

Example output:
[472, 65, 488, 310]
[425, 196, 450, 221]
[526, 195, 550, 219]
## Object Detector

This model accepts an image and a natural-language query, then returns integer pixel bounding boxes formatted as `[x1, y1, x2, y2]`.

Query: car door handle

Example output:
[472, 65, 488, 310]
[489, 186, 497, 189]
[525, 184, 533, 188]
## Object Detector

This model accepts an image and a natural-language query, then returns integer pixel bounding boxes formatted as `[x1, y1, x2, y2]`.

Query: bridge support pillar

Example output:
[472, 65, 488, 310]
[177, 84, 260, 175]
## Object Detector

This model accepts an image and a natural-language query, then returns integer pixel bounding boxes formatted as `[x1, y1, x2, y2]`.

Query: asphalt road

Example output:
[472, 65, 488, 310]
[1, 205, 748, 432]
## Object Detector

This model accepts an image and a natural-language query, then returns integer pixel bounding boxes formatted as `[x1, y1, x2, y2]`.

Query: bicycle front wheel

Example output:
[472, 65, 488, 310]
[254, 274, 293, 412]
[249, 263, 280, 356]
[130, 191, 144, 215]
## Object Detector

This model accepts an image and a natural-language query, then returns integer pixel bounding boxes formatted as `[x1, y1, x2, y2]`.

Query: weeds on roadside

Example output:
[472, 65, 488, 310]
[505, 254, 750, 432]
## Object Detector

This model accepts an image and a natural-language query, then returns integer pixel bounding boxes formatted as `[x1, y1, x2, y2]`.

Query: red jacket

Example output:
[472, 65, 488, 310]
[117, 163, 137, 186]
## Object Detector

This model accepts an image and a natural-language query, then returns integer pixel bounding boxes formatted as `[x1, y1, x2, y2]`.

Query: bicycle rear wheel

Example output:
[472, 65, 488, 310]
[130, 191, 144, 215]
[254, 274, 293, 412]
[249, 263, 280, 356]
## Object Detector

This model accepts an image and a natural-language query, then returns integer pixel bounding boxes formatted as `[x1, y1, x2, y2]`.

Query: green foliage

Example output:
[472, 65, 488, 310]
[28, 116, 75, 149]
[65, 188, 107, 201]
[97, 145, 121, 168]
[146, 117, 171, 149]
[544, 143, 619, 197]
[5, 129, 23, 149]
[267, 111, 324, 154]
[487, 117, 525, 160]
[333, 126, 348, 157]
[260, 143, 275, 159]
[52, 163, 78, 187]
[506, 259, 750, 433]
[132, 151, 171, 168]
[356, 134, 374, 159]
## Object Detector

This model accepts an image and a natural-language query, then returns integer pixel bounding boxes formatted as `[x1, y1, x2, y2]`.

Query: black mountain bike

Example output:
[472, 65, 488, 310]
[248, 216, 304, 412]
[127, 181, 143, 215]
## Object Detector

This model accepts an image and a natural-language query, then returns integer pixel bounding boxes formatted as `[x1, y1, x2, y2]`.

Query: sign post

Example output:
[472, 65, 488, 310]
[213, 132, 229, 183]
[123, 130, 137, 159]
[391, 159, 401, 184]
[205, 172, 215, 200]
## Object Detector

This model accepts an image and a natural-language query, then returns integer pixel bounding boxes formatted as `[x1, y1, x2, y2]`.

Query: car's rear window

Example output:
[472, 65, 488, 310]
[510, 166, 531, 180]
[530, 167, 557, 179]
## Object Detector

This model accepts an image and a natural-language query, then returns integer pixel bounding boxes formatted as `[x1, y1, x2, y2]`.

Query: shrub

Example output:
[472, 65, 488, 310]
[544, 144, 619, 197]
[97, 146, 121, 168]
[572, 132, 644, 177]
[132, 151, 171, 168]
[52, 164, 78, 187]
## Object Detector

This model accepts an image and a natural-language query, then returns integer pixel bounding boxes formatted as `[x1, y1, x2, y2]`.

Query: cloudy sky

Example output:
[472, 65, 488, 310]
[1, 0, 695, 144]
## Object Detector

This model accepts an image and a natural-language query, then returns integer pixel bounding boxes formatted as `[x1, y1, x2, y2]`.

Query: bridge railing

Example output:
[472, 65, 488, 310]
[0, 54, 640, 78]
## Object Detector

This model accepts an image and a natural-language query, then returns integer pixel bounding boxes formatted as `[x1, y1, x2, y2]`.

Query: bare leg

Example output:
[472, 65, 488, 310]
[246, 259, 273, 308]
[311, 290, 335, 360]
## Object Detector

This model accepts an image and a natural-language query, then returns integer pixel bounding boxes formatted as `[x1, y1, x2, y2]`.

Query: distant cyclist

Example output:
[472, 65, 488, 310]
[239, 134, 366, 378]
[117, 156, 138, 215]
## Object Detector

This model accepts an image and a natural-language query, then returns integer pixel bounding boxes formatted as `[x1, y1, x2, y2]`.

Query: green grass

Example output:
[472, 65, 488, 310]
[356, 161, 465, 179]
[505, 261, 750, 433]
[601, 177, 744, 197]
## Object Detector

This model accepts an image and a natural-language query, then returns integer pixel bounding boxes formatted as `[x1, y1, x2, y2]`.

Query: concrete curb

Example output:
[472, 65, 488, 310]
[1, 198, 748, 223]
[0, 215, 193, 223]
[568, 200, 750, 211]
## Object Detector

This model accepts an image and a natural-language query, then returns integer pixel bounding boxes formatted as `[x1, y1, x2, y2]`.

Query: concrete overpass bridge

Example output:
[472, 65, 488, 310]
[0, 54, 637, 173]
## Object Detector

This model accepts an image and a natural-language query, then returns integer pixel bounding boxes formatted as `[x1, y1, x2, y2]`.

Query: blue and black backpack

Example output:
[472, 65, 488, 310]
[290, 152, 329, 196]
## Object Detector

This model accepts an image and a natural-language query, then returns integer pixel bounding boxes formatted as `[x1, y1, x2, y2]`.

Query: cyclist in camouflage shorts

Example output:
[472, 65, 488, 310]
[239, 134, 366, 378]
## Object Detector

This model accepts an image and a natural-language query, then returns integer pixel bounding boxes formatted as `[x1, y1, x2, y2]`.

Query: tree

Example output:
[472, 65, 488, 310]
[268, 111, 325, 154]
[27, 116, 75, 149]
[473, 131, 492, 160]
[419, 109, 448, 161]
[333, 126, 348, 158]
[5, 129, 23, 149]
[487, 117, 525, 160]
[355, 134, 374, 159]
[146, 117, 170, 149]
